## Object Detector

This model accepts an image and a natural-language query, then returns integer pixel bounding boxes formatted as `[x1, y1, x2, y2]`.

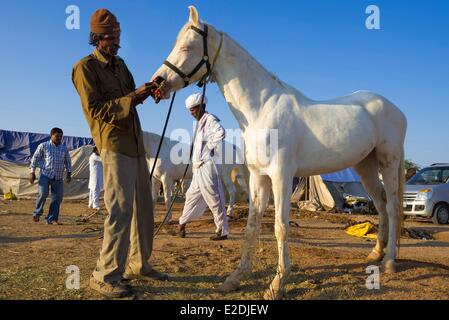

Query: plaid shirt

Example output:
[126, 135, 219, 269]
[30, 141, 72, 180]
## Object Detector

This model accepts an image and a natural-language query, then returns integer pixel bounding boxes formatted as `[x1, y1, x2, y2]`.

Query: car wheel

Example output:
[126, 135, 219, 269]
[432, 204, 449, 225]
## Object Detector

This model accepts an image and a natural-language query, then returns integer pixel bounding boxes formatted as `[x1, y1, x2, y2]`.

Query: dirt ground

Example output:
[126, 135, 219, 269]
[1, 198, 449, 300]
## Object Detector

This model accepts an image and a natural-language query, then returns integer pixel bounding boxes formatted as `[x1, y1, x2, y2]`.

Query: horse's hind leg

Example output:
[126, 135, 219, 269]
[219, 171, 271, 293]
[354, 151, 388, 262]
[378, 152, 402, 274]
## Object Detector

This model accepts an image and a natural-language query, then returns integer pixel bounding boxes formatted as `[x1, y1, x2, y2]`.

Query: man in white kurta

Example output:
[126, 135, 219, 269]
[88, 147, 103, 210]
[178, 93, 229, 241]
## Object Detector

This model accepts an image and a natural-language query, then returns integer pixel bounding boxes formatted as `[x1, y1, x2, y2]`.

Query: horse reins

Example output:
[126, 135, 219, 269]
[149, 91, 176, 180]
[153, 83, 205, 237]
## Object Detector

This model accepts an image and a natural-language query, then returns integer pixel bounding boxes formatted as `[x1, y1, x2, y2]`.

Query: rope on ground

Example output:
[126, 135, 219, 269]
[75, 210, 104, 224]
[81, 227, 102, 233]
[403, 228, 434, 240]
[289, 221, 300, 228]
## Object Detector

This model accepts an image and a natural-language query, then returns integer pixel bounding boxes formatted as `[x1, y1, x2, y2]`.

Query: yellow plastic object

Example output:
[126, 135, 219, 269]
[3, 188, 17, 200]
[345, 222, 377, 239]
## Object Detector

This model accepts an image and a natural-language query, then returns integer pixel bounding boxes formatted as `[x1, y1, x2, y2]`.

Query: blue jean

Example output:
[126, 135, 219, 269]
[33, 174, 64, 222]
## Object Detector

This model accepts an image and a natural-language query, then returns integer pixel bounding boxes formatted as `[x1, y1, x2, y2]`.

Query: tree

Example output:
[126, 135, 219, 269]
[404, 159, 421, 171]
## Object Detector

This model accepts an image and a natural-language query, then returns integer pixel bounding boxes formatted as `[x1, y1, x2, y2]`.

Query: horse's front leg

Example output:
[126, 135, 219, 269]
[264, 173, 293, 300]
[219, 171, 271, 293]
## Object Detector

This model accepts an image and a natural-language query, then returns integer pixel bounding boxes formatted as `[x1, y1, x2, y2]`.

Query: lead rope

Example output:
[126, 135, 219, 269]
[149, 91, 176, 180]
[154, 78, 208, 236]
[153, 31, 223, 236]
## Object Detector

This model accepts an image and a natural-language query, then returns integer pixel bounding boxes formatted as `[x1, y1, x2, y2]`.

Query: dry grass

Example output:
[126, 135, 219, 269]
[1, 199, 449, 300]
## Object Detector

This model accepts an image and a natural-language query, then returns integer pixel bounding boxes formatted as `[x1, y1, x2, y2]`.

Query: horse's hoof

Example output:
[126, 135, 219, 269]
[219, 279, 240, 293]
[367, 250, 384, 262]
[263, 288, 284, 300]
[383, 260, 397, 274]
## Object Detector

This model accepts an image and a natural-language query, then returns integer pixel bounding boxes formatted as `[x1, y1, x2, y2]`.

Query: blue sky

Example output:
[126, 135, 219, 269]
[0, 0, 448, 167]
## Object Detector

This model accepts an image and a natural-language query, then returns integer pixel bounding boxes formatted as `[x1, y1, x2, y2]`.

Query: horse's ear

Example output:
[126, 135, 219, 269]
[188, 5, 200, 27]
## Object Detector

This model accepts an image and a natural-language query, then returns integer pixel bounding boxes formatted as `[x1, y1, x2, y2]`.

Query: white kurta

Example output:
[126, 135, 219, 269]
[88, 153, 103, 209]
[179, 112, 229, 236]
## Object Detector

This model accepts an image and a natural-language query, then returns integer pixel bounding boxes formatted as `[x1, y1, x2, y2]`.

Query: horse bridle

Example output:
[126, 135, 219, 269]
[163, 24, 221, 88]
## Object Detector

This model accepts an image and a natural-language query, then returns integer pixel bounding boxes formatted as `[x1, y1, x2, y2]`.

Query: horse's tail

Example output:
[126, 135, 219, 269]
[397, 147, 405, 258]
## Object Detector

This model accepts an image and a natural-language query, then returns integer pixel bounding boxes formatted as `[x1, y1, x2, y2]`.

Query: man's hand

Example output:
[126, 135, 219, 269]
[29, 172, 36, 184]
[127, 82, 156, 106]
[66, 172, 72, 184]
[150, 76, 167, 103]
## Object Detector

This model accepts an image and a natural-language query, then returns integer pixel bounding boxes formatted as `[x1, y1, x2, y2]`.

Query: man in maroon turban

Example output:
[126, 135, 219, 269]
[72, 8, 168, 298]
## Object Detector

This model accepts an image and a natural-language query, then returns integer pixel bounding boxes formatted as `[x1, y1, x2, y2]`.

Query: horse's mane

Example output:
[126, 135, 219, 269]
[221, 31, 281, 83]
[218, 28, 312, 105]
[173, 21, 311, 108]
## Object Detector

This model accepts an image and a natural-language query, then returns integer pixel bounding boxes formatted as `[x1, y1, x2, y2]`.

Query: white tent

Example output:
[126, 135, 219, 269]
[0, 145, 94, 200]
[291, 168, 371, 212]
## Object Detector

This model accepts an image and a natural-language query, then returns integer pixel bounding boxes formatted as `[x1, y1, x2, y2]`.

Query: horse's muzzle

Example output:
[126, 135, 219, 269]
[151, 76, 168, 104]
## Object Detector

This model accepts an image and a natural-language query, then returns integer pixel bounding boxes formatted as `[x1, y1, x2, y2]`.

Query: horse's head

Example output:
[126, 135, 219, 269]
[152, 6, 222, 99]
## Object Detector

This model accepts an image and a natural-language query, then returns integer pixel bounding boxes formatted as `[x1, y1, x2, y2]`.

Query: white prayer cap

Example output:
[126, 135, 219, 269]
[185, 93, 208, 109]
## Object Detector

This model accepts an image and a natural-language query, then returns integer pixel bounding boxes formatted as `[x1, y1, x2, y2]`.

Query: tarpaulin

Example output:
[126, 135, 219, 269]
[321, 168, 361, 183]
[0, 145, 94, 199]
[0, 129, 94, 165]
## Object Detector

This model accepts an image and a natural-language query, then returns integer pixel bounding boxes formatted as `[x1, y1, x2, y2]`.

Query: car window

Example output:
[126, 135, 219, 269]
[443, 170, 449, 183]
[407, 167, 449, 185]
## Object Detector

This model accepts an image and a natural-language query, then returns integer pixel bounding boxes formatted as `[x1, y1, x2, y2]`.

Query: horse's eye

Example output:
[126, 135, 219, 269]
[180, 46, 190, 52]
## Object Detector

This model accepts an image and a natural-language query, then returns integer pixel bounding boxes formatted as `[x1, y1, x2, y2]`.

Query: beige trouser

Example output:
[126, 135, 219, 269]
[92, 149, 154, 283]
[179, 160, 229, 236]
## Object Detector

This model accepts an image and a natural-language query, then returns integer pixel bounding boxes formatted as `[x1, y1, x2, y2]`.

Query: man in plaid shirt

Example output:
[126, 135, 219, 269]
[29, 127, 72, 225]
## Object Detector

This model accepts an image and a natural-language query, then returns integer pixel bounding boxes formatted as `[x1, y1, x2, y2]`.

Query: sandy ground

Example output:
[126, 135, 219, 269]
[1, 198, 449, 300]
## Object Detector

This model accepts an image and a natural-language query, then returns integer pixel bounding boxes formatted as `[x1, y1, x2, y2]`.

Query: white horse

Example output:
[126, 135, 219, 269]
[152, 6, 407, 299]
[142, 131, 249, 221]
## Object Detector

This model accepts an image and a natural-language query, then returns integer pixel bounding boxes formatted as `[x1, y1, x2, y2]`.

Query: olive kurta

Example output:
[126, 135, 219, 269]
[72, 48, 145, 157]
